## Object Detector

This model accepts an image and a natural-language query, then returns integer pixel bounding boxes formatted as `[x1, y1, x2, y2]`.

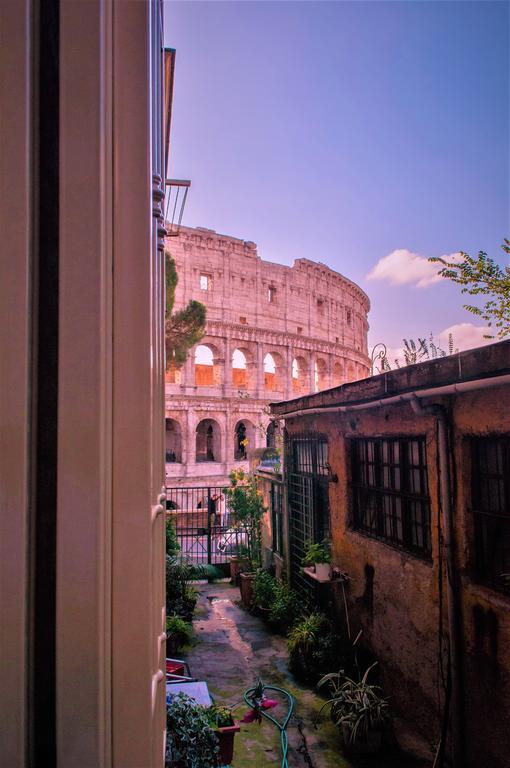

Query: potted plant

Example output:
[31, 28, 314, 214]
[229, 542, 250, 586]
[316, 663, 389, 754]
[166, 693, 219, 767]
[287, 612, 338, 683]
[252, 568, 277, 615]
[268, 580, 300, 634]
[302, 539, 331, 580]
[166, 555, 204, 622]
[166, 614, 193, 656]
[205, 704, 240, 765]
[223, 469, 265, 608]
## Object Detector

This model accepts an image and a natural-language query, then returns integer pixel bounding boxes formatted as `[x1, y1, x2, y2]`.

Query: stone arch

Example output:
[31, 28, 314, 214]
[264, 351, 284, 392]
[196, 418, 221, 462]
[234, 419, 256, 460]
[346, 360, 356, 383]
[314, 358, 328, 392]
[165, 365, 182, 385]
[165, 418, 182, 463]
[332, 359, 344, 387]
[266, 420, 276, 448]
[291, 355, 308, 395]
[194, 343, 221, 386]
[231, 346, 255, 390]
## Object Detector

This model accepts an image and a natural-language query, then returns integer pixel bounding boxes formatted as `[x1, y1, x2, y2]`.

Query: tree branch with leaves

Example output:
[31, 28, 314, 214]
[165, 252, 206, 369]
[429, 240, 510, 339]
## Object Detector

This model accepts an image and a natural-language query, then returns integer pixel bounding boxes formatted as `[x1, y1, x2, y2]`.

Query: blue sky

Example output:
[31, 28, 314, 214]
[164, 0, 509, 355]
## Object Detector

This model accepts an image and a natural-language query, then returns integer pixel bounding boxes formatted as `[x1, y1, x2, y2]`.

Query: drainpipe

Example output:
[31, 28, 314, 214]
[410, 396, 465, 768]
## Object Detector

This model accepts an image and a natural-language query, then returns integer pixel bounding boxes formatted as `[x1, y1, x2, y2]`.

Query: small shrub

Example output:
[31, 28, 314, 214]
[166, 517, 180, 557]
[268, 581, 300, 633]
[166, 614, 193, 648]
[166, 555, 204, 622]
[205, 704, 234, 729]
[166, 693, 219, 768]
[288, 613, 339, 683]
[252, 569, 277, 610]
[302, 540, 331, 566]
[317, 664, 389, 746]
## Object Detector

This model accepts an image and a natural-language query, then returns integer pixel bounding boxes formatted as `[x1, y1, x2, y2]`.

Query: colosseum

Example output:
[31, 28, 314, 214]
[165, 225, 370, 487]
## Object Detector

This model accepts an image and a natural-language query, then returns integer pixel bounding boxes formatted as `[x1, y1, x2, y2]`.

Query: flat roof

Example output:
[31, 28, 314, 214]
[270, 339, 510, 416]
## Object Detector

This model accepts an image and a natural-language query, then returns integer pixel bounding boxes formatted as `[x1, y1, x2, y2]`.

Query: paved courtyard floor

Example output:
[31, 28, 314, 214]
[180, 582, 432, 768]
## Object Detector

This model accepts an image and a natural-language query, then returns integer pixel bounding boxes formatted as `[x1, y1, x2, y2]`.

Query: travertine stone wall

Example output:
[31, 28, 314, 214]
[165, 225, 370, 486]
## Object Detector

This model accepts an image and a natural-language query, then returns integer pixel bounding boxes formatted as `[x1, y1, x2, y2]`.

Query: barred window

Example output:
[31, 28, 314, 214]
[472, 437, 510, 594]
[351, 437, 431, 557]
[270, 482, 284, 556]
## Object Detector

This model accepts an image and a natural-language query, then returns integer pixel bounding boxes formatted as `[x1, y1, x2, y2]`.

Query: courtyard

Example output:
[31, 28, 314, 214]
[177, 581, 432, 768]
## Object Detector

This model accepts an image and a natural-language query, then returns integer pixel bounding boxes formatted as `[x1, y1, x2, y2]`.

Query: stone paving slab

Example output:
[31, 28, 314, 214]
[180, 582, 432, 768]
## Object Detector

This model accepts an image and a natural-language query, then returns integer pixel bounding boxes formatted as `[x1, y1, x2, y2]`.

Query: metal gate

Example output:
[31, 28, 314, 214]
[166, 485, 244, 566]
[285, 434, 331, 605]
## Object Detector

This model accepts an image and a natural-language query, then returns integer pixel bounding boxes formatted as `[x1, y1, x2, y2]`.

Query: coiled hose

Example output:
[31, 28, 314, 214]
[243, 683, 295, 768]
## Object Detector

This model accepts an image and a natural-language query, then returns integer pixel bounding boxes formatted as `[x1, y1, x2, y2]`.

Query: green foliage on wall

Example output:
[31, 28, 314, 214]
[165, 252, 206, 369]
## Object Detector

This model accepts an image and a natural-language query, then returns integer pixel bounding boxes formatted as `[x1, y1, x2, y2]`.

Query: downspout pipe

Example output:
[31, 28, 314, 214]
[410, 396, 465, 768]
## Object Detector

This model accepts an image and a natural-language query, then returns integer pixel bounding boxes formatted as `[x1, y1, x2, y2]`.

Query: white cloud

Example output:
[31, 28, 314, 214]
[437, 322, 493, 352]
[366, 249, 461, 288]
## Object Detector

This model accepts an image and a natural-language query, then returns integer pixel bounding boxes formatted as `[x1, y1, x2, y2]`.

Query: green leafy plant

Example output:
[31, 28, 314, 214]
[302, 540, 331, 566]
[252, 569, 277, 610]
[166, 615, 193, 647]
[166, 516, 180, 557]
[166, 555, 205, 622]
[288, 613, 339, 683]
[268, 581, 301, 633]
[166, 693, 219, 768]
[430, 240, 510, 339]
[223, 469, 266, 571]
[205, 704, 235, 729]
[317, 663, 389, 746]
[165, 252, 206, 369]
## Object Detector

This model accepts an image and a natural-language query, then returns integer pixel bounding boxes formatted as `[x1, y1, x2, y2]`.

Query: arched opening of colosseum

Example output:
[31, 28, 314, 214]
[165, 418, 182, 463]
[332, 360, 344, 387]
[292, 356, 308, 394]
[165, 363, 182, 385]
[196, 419, 221, 462]
[264, 352, 283, 392]
[266, 421, 276, 448]
[346, 362, 356, 382]
[194, 344, 219, 386]
[232, 348, 248, 389]
[314, 358, 328, 392]
[234, 419, 255, 460]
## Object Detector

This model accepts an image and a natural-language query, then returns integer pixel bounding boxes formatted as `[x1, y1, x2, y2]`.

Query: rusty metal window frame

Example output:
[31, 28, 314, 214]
[350, 436, 432, 558]
[471, 436, 510, 594]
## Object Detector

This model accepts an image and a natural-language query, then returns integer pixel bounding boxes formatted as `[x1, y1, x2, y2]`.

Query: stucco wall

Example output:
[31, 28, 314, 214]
[283, 383, 510, 768]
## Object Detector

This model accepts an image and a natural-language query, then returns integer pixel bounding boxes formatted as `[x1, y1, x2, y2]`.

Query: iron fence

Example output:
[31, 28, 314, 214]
[165, 485, 245, 566]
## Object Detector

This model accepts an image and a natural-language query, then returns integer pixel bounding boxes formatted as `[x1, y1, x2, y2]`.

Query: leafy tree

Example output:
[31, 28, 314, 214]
[165, 252, 206, 369]
[429, 240, 510, 339]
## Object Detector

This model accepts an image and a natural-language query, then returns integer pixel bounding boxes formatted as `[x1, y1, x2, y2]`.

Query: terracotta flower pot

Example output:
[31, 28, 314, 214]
[215, 722, 240, 765]
[239, 572, 255, 608]
[230, 555, 250, 585]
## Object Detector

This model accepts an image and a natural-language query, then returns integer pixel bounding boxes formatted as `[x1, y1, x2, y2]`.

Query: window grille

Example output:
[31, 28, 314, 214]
[270, 482, 283, 556]
[471, 436, 510, 593]
[350, 437, 431, 557]
[199, 273, 210, 291]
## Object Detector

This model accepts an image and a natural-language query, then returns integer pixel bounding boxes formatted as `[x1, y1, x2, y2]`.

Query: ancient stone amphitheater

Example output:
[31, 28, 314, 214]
[165, 225, 370, 487]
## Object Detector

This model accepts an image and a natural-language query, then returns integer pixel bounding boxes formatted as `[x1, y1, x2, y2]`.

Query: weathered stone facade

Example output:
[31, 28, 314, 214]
[165, 225, 370, 486]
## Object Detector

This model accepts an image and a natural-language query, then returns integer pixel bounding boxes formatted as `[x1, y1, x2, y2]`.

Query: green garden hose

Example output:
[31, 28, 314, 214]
[243, 682, 295, 768]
